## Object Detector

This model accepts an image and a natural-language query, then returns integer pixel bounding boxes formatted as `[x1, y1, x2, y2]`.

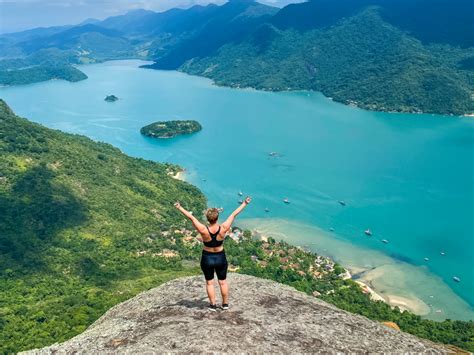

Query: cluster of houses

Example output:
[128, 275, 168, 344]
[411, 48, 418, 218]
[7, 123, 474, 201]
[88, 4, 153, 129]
[248, 238, 340, 281]
[135, 248, 178, 258]
[137, 228, 350, 286]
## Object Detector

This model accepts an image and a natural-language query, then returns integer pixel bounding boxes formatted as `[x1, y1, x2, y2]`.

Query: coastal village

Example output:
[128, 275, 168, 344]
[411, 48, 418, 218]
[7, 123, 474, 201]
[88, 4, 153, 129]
[134, 226, 366, 300]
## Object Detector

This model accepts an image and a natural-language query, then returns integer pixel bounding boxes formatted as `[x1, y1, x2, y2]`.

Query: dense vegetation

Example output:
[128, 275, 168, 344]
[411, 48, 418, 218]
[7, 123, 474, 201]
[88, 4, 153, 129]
[141, 120, 202, 139]
[104, 95, 119, 102]
[0, 65, 86, 86]
[0, 100, 206, 352]
[1, 0, 472, 115]
[181, 7, 474, 115]
[0, 48, 88, 86]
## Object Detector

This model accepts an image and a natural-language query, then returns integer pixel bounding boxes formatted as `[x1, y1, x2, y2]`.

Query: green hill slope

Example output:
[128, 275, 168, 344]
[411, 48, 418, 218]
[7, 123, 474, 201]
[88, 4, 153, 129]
[0, 100, 206, 352]
[181, 8, 474, 115]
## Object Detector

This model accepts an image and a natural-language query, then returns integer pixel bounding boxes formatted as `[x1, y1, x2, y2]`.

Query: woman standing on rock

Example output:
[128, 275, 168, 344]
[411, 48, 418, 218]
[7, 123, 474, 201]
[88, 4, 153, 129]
[174, 197, 251, 311]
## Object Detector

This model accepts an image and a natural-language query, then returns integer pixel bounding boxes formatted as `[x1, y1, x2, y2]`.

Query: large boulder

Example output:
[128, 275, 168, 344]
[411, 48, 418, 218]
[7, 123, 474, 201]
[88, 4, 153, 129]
[23, 273, 450, 353]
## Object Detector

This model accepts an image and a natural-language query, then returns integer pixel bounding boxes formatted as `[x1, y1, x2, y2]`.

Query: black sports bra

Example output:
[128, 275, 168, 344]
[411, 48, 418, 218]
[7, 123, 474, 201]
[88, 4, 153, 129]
[203, 226, 224, 247]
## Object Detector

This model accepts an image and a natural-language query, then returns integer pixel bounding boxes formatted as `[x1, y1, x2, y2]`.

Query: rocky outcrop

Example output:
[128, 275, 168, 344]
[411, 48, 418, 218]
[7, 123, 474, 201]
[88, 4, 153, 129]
[24, 273, 450, 353]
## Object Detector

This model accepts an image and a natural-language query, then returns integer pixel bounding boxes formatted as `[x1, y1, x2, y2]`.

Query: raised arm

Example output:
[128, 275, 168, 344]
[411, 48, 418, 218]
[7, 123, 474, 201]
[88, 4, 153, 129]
[174, 202, 207, 234]
[221, 196, 251, 232]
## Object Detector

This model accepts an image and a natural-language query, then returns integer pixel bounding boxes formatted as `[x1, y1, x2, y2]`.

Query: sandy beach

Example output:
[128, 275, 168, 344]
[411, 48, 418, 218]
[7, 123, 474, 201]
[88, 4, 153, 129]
[239, 217, 474, 321]
[171, 170, 185, 181]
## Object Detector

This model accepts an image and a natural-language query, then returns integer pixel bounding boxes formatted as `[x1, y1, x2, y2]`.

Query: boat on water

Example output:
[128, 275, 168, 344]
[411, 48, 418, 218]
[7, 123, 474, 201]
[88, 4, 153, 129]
[364, 229, 372, 236]
[381, 239, 388, 244]
[440, 251, 446, 256]
[238, 199, 243, 204]
[269, 152, 279, 157]
[424, 257, 429, 261]
[453, 276, 461, 283]
[283, 198, 290, 204]
[238, 191, 243, 196]
[339, 200, 346, 206]
[265, 208, 270, 212]
[329, 227, 335, 232]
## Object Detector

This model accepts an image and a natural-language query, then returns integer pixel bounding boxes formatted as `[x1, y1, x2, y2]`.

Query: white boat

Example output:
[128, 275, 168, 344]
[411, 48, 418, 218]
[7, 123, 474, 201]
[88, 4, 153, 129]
[453, 276, 461, 283]
[329, 227, 335, 232]
[424, 257, 429, 261]
[339, 200, 346, 206]
[381, 239, 388, 244]
[283, 198, 290, 204]
[364, 229, 372, 236]
[238, 199, 243, 204]
[265, 208, 270, 212]
[238, 191, 243, 196]
[440, 251, 446, 256]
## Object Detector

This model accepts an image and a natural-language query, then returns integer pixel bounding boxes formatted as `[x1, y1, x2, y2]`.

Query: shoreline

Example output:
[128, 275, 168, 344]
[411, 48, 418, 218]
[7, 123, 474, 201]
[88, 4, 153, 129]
[250, 223, 429, 315]
[171, 170, 186, 181]
[73, 59, 470, 118]
[175, 67, 469, 118]
[240, 218, 474, 321]
[354, 278, 430, 315]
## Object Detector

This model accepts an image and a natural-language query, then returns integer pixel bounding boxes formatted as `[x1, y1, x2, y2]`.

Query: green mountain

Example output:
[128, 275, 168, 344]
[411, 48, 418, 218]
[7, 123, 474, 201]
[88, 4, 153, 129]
[0, 0, 472, 113]
[0, 99, 206, 352]
[16, 24, 134, 59]
[0, 1, 277, 86]
[181, 6, 473, 115]
[145, 0, 279, 69]
[270, 0, 473, 48]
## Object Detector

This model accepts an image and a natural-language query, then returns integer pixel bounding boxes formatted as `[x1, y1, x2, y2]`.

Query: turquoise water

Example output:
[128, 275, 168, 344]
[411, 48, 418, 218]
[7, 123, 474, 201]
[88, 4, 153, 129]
[1, 60, 473, 320]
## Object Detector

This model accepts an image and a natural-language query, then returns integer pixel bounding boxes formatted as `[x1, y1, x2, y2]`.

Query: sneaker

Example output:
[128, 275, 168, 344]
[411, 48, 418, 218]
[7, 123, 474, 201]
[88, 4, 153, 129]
[208, 304, 217, 312]
[222, 303, 229, 310]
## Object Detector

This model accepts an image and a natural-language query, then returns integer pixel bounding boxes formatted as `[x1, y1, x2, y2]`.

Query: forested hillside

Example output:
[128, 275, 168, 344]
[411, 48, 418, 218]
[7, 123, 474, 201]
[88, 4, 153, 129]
[181, 2, 474, 115]
[0, 0, 472, 110]
[0, 100, 206, 352]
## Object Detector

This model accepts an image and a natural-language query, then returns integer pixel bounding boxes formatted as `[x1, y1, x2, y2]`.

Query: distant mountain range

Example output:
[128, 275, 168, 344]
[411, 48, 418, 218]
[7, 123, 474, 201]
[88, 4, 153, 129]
[1, 0, 473, 115]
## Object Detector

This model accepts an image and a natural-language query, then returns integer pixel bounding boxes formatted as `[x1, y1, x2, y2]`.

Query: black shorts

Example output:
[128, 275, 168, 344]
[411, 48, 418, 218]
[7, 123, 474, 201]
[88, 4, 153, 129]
[200, 250, 228, 281]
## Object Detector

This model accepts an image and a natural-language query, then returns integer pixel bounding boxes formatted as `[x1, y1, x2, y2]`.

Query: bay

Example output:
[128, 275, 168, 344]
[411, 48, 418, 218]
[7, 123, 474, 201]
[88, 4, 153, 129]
[1, 59, 473, 320]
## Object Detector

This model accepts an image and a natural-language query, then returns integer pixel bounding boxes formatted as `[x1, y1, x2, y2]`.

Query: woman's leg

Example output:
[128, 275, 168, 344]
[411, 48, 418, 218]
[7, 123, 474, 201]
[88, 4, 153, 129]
[216, 252, 229, 305]
[201, 252, 217, 305]
[218, 279, 228, 304]
[205, 279, 217, 305]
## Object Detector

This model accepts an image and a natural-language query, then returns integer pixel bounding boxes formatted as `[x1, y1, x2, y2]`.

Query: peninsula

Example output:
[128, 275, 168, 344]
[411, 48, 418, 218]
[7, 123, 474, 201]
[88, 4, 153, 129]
[140, 120, 202, 139]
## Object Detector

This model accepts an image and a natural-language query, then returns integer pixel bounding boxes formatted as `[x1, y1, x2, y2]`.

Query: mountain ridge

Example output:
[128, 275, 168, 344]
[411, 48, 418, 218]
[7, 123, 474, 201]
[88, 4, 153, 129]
[0, 0, 472, 115]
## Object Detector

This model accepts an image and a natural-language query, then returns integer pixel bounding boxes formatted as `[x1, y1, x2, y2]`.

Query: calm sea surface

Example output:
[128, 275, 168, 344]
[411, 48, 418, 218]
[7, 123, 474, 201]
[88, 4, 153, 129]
[1, 60, 473, 320]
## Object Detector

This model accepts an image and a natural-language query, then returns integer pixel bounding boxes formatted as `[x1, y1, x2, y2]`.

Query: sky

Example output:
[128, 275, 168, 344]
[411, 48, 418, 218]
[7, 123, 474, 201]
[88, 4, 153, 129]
[0, 0, 304, 34]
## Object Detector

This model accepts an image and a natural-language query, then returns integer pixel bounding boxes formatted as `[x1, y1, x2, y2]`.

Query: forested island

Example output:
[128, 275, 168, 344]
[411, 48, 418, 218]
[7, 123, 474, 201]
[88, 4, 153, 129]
[140, 120, 202, 139]
[104, 95, 119, 102]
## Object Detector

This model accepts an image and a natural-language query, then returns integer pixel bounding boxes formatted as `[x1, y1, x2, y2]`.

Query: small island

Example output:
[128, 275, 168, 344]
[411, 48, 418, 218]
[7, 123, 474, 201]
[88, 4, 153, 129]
[140, 120, 202, 139]
[104, 95, 119, 102]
